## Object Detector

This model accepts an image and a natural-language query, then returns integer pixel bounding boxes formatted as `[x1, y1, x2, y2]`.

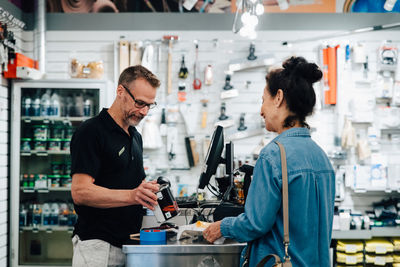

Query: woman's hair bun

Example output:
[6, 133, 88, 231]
[283, 56, 322, 84]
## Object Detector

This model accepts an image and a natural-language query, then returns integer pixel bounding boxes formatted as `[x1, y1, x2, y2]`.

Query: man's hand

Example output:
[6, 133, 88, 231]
[203, 221, 222, 243]
[130, 180, 159, 210]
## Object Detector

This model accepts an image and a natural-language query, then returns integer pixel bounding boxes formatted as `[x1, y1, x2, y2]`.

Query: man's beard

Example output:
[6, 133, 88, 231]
[125, 112, 144, 126]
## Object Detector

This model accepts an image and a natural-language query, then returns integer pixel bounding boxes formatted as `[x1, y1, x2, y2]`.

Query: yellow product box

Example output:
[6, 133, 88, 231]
[365, 253, 393, 266]
[337, 240, 364, 253]
[336, 252, 364, 265]
[365, 238, 394, 254]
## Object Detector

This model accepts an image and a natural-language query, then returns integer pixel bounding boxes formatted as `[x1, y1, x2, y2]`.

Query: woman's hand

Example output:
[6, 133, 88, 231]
[203, 221, 222, 243]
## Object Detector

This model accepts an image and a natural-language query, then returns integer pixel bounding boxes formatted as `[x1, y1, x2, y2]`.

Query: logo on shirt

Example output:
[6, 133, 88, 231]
[118, 146, 125, 156]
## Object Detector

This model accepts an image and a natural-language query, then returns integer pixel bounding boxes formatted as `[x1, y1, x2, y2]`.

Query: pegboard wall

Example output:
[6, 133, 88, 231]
[19, 29, 400, 203]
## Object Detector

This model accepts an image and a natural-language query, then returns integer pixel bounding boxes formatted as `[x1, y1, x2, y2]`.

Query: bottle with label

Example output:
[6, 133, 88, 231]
[32, 204, 42, 226]
[32, 93, 41, 117]
[50, 203, 59, 225]
[83, 94, 93, 117]
[65, 94, 74, 117]
[40, 89, 51, 117]
[74, 93, 84, 117]
[19, 205, 27, 226]
[42, 203, 51, 226]
[22, 95, 31, 116]
[50, 90, 61, 117]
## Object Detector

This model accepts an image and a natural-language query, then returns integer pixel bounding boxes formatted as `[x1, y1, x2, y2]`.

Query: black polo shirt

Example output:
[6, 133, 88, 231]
[70, 108, 146, 248]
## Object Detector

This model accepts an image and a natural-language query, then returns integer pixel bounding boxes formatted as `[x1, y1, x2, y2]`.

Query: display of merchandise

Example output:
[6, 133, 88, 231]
[10, 80, 106, 267]
[21, 89, 96, 118]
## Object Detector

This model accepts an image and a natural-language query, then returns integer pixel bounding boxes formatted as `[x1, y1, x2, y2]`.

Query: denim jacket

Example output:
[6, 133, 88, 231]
[220, 127, 335, 267]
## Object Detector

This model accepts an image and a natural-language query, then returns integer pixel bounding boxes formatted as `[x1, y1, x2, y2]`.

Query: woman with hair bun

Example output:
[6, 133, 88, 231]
[203, 56, 335, 267]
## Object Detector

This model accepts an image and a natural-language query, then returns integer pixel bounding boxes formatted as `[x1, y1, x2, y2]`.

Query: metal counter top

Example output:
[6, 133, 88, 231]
[123, 240, 245, 254]
[123, 240, 246, 267]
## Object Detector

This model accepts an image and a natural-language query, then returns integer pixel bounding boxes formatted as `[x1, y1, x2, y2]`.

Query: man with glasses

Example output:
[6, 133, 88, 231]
[70, 65, 160, 267]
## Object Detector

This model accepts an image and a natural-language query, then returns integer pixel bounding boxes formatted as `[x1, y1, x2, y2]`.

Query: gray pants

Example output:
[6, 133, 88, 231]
[72, 235, 125, 267]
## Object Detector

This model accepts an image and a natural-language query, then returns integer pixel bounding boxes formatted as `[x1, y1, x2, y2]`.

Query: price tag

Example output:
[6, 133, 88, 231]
[345, 244, 357, 253]
[345, 255, 357, 265]
[376, 246, 387, 254]
[374, 256, 386, 266]
[83, 67, 91, 74]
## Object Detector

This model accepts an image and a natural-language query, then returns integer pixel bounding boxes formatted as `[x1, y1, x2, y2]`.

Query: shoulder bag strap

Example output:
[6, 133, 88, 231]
[243, 141, 292, 267]
[274, 141, 290, 253]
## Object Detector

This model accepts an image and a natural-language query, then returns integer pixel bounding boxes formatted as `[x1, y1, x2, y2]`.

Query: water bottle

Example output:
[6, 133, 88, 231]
[50, 91, 61, 117]
[32, 93, 41, 116]
[74, 93, 84, 117]
[83, 95, 93, 117]
[19, 205, 27, 226]
[50, 203, 59, 225]
[42, 203, 51, 226]
[66, 95, 74, 117]
[22, 95, 31, 116]
[40, 90, 51, 117]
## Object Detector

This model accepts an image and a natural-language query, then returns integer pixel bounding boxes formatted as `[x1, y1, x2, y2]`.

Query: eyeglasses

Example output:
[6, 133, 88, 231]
[121, 84, 157, 110]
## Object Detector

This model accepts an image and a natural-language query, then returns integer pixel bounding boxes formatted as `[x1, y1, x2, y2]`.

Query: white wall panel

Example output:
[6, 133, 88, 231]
[0, 201, 6, 213]
[0, 234, 6, 247]
[0, 190, 7, 201]
[0, 179, 7, 190]
[0, 83, 7, 266]
[4, 28, 390, 220]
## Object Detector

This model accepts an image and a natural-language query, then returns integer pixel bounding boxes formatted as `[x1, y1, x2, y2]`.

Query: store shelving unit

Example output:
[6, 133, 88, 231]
[21, 187, 71, 193]
[10, 80, 110, 267]
[20, 226, 74, 233]
[20, 151, 70, 156]
[332, 228, 400, 240]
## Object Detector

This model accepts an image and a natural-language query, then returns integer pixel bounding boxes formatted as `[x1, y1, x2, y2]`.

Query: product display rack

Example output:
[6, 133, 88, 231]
[333, 228, 400, 240]
[10, 80, 110, 267]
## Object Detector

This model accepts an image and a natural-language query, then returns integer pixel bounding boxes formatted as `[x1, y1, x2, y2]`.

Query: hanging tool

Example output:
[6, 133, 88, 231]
[160, 108, 167, 137]
[200, 99, 209, 129]
[215, 102, 234, 128]
[142, 42, 154, 72]
[193, 40, 202, 90]
[204, 64, 213, 86]
[119, 40, 129, 74]
[142, 114, 163, 150]
[180, 104, 200, 167]
[237, 113, 247, 131]
[223, 74, 233, 90]
[178, 82, 187, 102]
[247, 43, 257, 60]
[322, 45, 339, 105]
[163, 35, 179, 95]
[178, 55, 189, 79]
[167, 125, 178, 161]
[221, 73, 239, 99]
[130, 41, 143, 66]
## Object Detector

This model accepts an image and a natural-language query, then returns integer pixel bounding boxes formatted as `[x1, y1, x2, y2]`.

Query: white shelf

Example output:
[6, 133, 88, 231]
[20, 226, 74, 233]
[21, 150, 70, 156]
[332, 227, 400, 239]
[21, 116, 89, 123]
[21, 187, 71, 193]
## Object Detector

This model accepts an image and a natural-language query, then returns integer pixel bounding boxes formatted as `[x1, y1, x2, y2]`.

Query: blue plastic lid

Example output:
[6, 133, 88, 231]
[139, 229, 166, 245]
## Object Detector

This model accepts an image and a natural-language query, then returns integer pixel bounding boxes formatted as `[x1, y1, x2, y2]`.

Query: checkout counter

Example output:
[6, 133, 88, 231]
[123, 239, 245, 267]
[123, 207, 246, 267]
[123, 126, 250, 266]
